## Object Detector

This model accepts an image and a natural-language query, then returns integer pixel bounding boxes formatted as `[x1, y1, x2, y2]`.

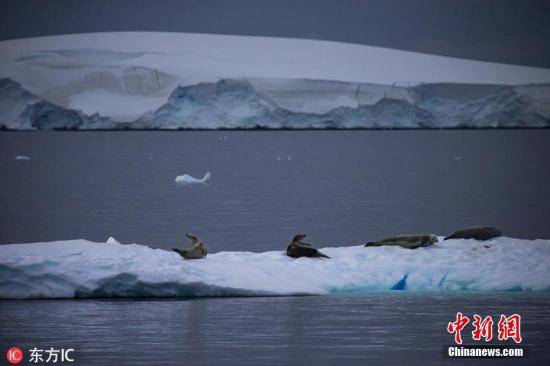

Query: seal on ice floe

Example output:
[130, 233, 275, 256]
[365, 234, 438, 249]
[173, 233, 208, 259]
[444, 226, 502, 241]
[286, 234, 330, 259]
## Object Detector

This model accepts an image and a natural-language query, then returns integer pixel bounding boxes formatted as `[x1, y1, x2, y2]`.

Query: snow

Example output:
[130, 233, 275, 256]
[0, 236, 549, 299]
[138, 79, 550, 129]
[106, 236, 120, 244]
[1, 32, 549, 122]
[2, 76, 549, 130]
[67, 90, 167, 121]
[1, 32, 549, 129]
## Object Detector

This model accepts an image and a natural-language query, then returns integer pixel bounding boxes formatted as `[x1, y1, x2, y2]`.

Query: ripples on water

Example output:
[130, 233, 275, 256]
[1, 293, 549, 365]
[1, 131, 550, 365]
[1, 130, 550, 250]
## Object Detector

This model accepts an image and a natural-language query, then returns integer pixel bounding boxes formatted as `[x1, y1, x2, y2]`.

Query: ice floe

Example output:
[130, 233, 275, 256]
[0, 236, 549, 299]
[174, 172, 211, 184]
[14, 155, 31, 160]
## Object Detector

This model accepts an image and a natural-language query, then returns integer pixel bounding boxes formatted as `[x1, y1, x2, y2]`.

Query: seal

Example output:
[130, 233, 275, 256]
[286, 234, 330, 259]
[173, 233, 208, 259]
[444, 226, 502, 241]
[365, 234, 438, 249]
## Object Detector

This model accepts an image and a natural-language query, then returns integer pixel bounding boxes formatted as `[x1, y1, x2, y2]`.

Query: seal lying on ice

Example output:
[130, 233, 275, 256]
[286, 234, 330, 259]
[173, 233, 208, 259]
[444, 226, 502, 241]
[365, 234, 438, 249]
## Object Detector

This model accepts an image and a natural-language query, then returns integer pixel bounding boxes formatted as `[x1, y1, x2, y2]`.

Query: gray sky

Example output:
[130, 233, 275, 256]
[1, 0, 549, 68]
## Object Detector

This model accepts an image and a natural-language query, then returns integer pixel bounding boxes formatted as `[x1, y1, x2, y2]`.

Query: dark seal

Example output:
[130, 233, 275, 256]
[444, 226, 502, 241]
[286, 234, 330, 259]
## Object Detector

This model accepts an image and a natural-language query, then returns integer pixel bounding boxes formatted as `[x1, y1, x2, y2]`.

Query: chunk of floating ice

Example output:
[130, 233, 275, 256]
[14, 155, 31, 160]
[0, 236, 549, 299]
[174, 172, 211, 184]
[106, 236, 120, 244]
[276, 155, 292, 161]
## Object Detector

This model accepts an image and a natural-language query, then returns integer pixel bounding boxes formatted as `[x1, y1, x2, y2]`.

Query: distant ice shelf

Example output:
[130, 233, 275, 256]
[1, 32, 549, 130]
[0, 236, 549, 299]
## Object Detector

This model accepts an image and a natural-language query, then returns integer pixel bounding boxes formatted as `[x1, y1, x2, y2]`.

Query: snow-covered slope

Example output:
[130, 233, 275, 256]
[1, 237, 549, 299]
[1, 32, 550, 129]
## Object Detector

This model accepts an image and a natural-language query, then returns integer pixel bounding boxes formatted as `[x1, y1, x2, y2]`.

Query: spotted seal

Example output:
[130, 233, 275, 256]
[365, 234, 438, 249]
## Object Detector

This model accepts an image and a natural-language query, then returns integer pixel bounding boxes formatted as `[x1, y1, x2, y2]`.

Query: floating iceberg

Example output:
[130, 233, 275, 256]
[0, 237, 549, 299]
[14, 155, 31, 160]
[174, 172, 211, 184]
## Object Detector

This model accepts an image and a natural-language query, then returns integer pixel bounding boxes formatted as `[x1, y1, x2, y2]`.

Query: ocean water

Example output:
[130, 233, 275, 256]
[1, 130, 550, 365]
[1, 130, 549, 250]
[1, 293, 549, 365]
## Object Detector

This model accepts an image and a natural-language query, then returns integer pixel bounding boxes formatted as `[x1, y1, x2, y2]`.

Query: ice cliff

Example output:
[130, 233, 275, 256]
[1, 77, 549, 130]
[0, 78, 114, 130]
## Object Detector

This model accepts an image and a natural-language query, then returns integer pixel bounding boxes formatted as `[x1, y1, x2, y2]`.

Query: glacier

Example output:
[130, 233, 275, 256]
[0, 236, 549, 299]
[138, 78, 550, 129]
[1, 77, 549, 130]
[1, 32, 550, 130]
[0, 78, 116, 130]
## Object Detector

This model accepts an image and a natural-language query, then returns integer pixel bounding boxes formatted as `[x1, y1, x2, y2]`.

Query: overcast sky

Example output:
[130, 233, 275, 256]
[1, 0, 549, 68]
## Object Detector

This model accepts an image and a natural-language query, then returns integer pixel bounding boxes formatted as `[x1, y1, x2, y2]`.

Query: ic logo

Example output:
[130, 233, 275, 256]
[6, 347, 23, 365]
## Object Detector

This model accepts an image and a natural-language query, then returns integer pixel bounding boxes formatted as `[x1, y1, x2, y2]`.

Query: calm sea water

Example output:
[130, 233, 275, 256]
[1, 130, 550, 365]
[1, 293, 549, 365]
[1, 130, 549, 250]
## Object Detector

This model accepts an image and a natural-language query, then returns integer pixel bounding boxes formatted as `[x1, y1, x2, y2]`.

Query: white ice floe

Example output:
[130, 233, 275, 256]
[276, 155, 292, 161]
[0, 236, 549, 299]
[14, 155, 31, 160]
[174, 172, 211, 185]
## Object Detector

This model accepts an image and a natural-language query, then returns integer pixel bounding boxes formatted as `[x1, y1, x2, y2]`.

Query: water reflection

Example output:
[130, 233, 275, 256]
[1, 293, 549, 365]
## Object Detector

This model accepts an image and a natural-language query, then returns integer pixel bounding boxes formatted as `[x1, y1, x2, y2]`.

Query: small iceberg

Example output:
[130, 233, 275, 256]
[276, 155, 292, 161]
[14, 155, 31, 160]
[175, 172, 211, 184]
